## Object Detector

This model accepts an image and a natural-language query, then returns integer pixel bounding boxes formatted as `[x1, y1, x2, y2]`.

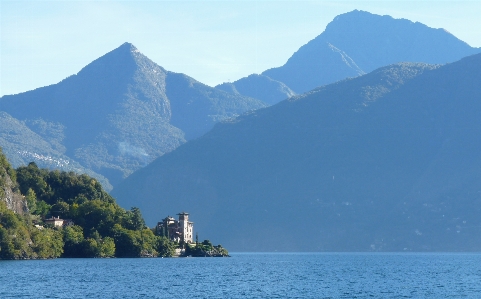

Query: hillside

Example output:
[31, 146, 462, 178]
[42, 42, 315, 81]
[0, 112, 112, 190]
[0, 43, 265, 186]
[113, 53, 481, 252]
[219, 10, 480, 104]
[216, 74, 296, 106]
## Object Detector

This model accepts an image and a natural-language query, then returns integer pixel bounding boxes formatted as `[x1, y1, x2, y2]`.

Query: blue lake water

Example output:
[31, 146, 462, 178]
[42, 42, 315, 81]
[1, 253, 481, 298]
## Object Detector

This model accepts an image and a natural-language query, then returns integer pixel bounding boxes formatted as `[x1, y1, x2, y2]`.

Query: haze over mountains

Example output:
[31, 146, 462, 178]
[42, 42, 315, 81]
[0, 43, 265, 187]
[114, 52, 481, 251]
[217, 10, 480, 104]
[2, 10, 481, 252]
[2, 10, 479, 190]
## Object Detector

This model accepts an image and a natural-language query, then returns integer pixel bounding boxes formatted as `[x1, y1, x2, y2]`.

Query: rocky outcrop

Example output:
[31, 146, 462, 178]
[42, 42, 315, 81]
[1, 150, 28, 215]
[1, 178, 27, 215]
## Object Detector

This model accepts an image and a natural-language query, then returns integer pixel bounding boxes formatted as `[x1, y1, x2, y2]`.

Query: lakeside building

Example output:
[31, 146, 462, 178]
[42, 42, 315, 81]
[43, 216, 74, 227]
[156, 212, 194, 244]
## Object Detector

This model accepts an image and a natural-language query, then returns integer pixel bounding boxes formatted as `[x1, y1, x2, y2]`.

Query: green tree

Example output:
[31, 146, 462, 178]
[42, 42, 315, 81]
[124, 207, 146, 231]
[1, 198, 34, 259]
[31, 228, 64, 258]
[98, 237, 115, 257]
[156, 236, 177, 257]
[62, 225, 84, 257]
[16, 162, 52, 203]
[34, 200, 51, 217]
[112, 225, 142, 257]
[0, 227, 16, 259]
[51, 201, 70, 218]
[25, 188, 37, 213]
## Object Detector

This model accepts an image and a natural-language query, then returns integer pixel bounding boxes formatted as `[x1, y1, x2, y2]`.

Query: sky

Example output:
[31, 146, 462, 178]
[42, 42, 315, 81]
[1, 0, 480, 96]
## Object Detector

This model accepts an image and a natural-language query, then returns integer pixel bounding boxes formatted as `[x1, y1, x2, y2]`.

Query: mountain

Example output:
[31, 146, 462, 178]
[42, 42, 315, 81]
[220, 10, 480, 103]
[0, 43, 266, 187]
[112, 52, 481, 252]
[0, 112, 112, 190]
[215, 74, 296, 106]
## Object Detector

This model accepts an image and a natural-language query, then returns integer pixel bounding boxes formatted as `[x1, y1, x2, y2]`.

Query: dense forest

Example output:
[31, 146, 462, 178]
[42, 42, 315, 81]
[0, 148, 227, 259]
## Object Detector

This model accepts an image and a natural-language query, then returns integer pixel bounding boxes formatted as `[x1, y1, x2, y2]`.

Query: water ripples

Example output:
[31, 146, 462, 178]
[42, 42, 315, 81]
[1, 253, 480, 298]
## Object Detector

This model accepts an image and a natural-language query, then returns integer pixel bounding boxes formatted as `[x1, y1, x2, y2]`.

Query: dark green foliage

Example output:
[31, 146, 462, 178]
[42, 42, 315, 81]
[112, 225, 142, 257]
[123, 207, 146, 231]
[30, 228, 64, 259]
[62, 225, 85, 257]
[1, 200, 61, 259]
[16, 163, 113, 206]
[34, 200, 51, 217]
[62, 226, 115, 258]
[156, 236, 177, 257]
[185, 240, 229, 257]
[24, 188, 37, 212]
[0, 227, 16, 259]
[3, 148, 226, 258]
[16, 162, 51, 202]
[0, 148, 179, 259]
[112, 225, 167, 257]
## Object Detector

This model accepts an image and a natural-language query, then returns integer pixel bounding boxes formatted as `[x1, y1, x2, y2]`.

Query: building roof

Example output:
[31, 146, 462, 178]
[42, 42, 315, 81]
[45, 216, 64, 221]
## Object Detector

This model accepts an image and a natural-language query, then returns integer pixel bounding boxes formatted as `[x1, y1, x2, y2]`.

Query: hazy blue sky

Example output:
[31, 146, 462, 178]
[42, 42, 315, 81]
[1, 1, 480, 96]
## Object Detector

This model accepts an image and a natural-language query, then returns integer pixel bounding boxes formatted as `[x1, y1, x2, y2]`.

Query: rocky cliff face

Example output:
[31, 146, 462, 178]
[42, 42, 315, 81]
[0, 151, 28, 215]
[1, 176, 27, 215]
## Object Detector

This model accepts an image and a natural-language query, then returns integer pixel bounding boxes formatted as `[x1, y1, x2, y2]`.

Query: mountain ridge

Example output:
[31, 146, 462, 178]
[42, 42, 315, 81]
[220, 10, 480, 103]
[112, 53, 481, 251]
[0, 43, 265, 187]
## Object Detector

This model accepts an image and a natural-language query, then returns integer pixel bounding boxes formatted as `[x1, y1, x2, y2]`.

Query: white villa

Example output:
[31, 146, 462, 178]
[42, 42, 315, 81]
[156, 212, 194, 243]
[44, 216, 74, 227]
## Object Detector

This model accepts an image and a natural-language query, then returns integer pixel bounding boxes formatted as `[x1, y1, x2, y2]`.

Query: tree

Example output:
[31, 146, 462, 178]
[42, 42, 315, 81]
[34, 200, 51, 217]
[62, 225, 84, 257]
[25, 188, 37, 213]
[16, 162, 52, 203]
[31, 228, 64, 258]
[112, 225, 142, 257]
[156, 236, 177, 257]
[51, 201, 69, 218]
[98, 237, 115, 257]
[124, 207, 146, 231]
[0, 227, 15, 259]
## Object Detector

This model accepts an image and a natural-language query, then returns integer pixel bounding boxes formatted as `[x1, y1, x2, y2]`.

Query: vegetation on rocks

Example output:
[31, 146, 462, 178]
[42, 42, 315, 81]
[0, 148, 178, 259]
[185, 239, 229, 257]
[1, 148, 227, 259]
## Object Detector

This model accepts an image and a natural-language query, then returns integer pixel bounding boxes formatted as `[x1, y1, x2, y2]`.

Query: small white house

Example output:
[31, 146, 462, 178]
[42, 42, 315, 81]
[44, 216, 64, 227]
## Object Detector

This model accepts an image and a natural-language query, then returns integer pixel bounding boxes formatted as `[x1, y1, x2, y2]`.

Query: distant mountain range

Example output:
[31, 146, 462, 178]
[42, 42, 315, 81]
[113, 52, 481, 252]
[0, 43, 265, 187]
[1, 9, 479, 197]
[217, 10, 479, 104]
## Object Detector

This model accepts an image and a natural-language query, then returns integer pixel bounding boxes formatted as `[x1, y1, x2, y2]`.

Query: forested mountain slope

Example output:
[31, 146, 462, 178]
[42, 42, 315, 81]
[114, 53, 481, 252]
[0, 43, 265, 187]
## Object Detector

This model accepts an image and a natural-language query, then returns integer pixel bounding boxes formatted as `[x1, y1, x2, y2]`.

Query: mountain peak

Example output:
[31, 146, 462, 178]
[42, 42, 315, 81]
[117, 42, 139, 53]
[326, 10, 409, 34]
[105, 42, 141, 58]
[319, 10, 479, 72]
[76, 42, 145, 77]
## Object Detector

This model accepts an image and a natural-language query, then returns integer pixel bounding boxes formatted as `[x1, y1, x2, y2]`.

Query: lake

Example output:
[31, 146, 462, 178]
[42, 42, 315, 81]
[1, 253, 480, 298]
